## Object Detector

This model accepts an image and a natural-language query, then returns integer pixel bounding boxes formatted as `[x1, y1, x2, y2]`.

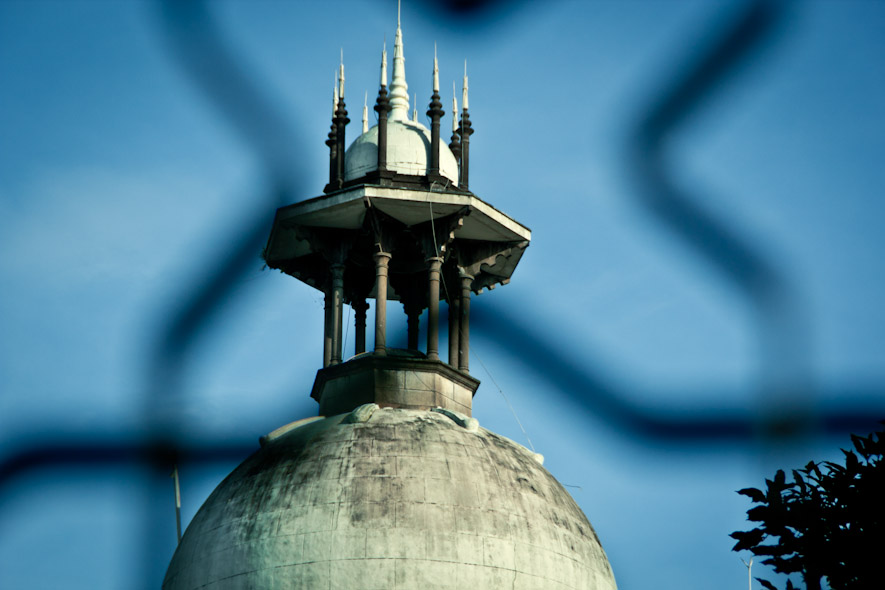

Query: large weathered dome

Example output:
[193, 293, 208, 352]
[163, 406, 617, 589]
[343, 119, 460, 186]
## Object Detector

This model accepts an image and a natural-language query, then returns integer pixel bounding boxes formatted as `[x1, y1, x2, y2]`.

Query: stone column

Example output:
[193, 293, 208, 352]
[458, 271, 473, 372]
[373, 252, 391, 356]
[330, 264, 345, 365]
[406, 302, 421, 351]
[448, 285, 460, 366]
[353, 298, 368, 355]
[323, 288, 332, 368]
[426, 257, 443, 361]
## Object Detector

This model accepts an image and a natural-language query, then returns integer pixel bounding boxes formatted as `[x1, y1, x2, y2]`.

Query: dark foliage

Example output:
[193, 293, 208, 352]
[731, 423, 884, 590]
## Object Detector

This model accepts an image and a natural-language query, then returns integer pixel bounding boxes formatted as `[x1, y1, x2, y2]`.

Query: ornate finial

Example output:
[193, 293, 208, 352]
[362, 91, 369, 133]
[325, 71, 340, 191]
[433, 43, 439, 93]
[449, 81, 461, 163]
[458, 65, 473, 190]
[452, 82, 458, 133]
[339, 49, 345, 99]
[380, 39, 388, 87]
[462, 60, 468, 111]
[389, 1, 409, 120]
[427, 51, 445, 177]
[374, 43, 392, 174]
[334, 55, 350, 188]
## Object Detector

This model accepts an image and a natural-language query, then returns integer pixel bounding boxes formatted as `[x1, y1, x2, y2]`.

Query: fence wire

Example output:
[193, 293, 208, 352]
[1, 1, 883, 589]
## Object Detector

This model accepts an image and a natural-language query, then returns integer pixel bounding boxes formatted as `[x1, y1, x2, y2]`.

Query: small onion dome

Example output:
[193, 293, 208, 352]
[163, 407, 617, 589]
[344, 119, 460, 186]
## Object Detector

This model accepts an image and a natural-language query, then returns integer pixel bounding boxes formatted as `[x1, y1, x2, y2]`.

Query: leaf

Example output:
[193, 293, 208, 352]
[851, 433, 867, 457]
[791, 470, 806, 494]
[843, 449, 859, 473]
[772, 555, 804, 574]
[738, 487, 766, 503]
[747, 505, 769, 522]
[730, 528, 765, 551]
[756, 578, 777, 590]
[753, 544, 792, 557]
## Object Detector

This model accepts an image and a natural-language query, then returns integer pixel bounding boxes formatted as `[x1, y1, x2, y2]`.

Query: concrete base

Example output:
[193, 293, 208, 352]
[311, 351, 480, 417]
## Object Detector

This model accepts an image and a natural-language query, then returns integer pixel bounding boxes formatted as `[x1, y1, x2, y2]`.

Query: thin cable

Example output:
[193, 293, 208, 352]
[431, 165, 530, 451]
[472, 347, 535, 452]
[429, 203, 440, 257]
[440, 273, 451, 308]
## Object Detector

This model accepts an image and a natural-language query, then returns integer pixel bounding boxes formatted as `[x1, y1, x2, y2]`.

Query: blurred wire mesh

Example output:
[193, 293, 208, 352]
[1, 1, 883, 589]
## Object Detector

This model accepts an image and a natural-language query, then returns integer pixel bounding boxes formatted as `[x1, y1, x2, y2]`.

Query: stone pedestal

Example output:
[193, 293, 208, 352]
[310, 351, 480, 417]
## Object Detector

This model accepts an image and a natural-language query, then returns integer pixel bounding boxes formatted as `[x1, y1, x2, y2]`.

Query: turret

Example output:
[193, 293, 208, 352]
[263, 2, 530, 416]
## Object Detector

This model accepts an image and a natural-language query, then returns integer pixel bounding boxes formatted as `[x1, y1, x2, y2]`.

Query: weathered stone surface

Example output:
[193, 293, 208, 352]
[163, 409, 617, 590]
[312, 354, 479, 416]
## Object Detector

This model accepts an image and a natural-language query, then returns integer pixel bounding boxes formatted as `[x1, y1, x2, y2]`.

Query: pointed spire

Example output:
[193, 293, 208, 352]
[374, 44, 392, 176]
[449, 81, 461, 166]
[462, 60, 468, 111]
[325, 72, 340, 192]
[339, 49, 345, 99]
[427, 49, 445, 178]
[412, 93, 418, 122]
[362, 91, 369, 133]
[333, 52, 350, 188]
[380, 39, 388, 87]
[458, 62, 473, 191]
[433, 43, 439, 93]
[389, 0, 409, 121]
[452, 81, 458, 133]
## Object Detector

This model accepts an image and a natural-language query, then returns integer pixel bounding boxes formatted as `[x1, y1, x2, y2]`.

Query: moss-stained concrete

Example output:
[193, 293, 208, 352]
[163, 408, 617, 590]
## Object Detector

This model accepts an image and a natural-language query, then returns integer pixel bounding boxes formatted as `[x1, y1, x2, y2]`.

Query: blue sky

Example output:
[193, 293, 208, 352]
[1, 1, 884, 588]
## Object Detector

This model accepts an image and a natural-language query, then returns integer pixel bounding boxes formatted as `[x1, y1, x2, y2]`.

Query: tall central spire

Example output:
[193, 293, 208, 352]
[389, 0, 409, 121]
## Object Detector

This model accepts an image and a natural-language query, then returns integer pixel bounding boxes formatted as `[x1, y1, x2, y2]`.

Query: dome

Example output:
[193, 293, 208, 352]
[163, 406, 617, 589]
[344, 120, 460, 187]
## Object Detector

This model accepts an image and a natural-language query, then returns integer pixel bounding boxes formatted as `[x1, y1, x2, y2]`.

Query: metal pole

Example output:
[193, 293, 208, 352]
[170, 465, 182, 544]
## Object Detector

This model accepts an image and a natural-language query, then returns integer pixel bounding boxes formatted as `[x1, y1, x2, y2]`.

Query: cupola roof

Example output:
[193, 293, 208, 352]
[342, 6, 460, 186]
[344, 119, 460, 185]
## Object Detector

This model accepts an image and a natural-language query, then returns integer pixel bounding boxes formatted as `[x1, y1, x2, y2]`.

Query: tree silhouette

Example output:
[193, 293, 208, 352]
[731, 423, 884, 590]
